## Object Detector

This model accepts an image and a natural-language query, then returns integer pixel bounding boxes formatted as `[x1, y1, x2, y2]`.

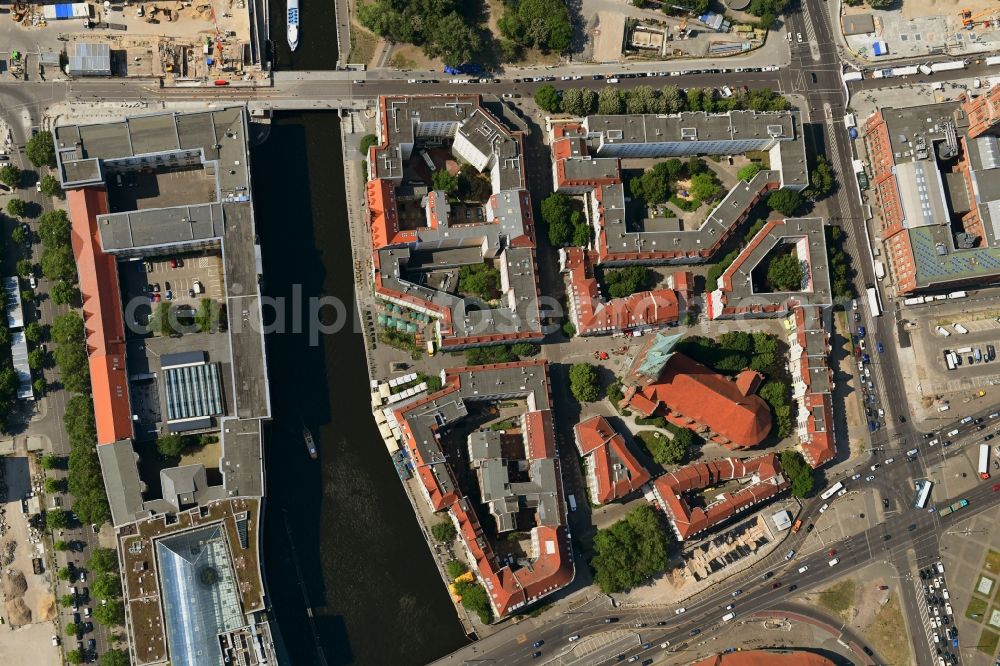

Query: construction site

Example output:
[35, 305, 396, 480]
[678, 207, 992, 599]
[842, 0, 1000, 61]
[0, 0, 263, 81]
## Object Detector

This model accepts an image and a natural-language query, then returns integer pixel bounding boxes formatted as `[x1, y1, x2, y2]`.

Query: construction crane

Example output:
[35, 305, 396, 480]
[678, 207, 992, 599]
[962, 6, 1000, 27]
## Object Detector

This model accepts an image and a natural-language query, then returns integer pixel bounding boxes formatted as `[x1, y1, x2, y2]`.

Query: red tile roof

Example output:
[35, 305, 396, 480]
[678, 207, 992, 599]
[562, 247, 679, 335]
[626, 353, 771, 448]
[651, 454, 788, 540]
[574, 416, 651, 504]
[67, 187, 134, 445]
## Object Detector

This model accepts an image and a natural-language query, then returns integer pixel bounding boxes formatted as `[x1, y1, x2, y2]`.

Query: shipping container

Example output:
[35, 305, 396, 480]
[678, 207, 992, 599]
[986, 55, 1000, 66]
[42, 2, 90, 19]
[842, 71, 863, 82]
[930, 61, 966, 73]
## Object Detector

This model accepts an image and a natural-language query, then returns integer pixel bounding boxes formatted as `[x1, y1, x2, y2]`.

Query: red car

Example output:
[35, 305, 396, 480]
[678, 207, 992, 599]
[992, 483, 1000, 492]
[170, 258, 178, 268]
[828, 548, 837, 556]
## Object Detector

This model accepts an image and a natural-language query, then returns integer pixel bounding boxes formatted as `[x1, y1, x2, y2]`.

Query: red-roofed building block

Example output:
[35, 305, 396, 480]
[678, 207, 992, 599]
[574, 416, 651, 504]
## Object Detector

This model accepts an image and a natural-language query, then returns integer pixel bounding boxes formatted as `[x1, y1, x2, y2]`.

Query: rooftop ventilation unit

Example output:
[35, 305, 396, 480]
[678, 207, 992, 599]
[681, 128, 698, 140]
[766, 125, 785, 137]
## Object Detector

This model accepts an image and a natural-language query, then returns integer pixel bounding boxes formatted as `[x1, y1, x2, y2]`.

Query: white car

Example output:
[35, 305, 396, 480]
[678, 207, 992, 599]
[865, 475, 875, 481]
[675, 607, 687, 615]
[798, 565, 809, 573]
[877, 408, 884, 417]
[51, 636, 59, 647]
[569, 634, 581, 642]
[787, 33, 793, 42]
[884, 457, 895, 464]
[829, 558, 840, 566]
[851, 473, 861, 480]
[797, 33, 803, 43]
[870, 463, 880, 471]
[837, 488, 847, 497]
[819, 503, 829, 513]
[561, 75, 572, 81]
[785, 549, 795, 560]
[864, 367, 871, 378]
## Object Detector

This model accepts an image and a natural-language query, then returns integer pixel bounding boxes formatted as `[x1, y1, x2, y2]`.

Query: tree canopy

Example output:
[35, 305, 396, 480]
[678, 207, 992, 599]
[358, 0, 480, 67]
[779, 449, 816, 497]
[498, 0, 573, 54]
[603, 266, 650, 298]
[737, 163, 762, 181]
[431, 520, 457, 543]
[459, 264, 501, 299]
[93, 599, 125, 627]
[39, 174, 62, 197]
[6, 198, 26, 218]
[767, 188, 803, 216]
[88, 547, 119, 574]
[0, 164, 20, 189]
[358, 134, 378, 156]
[431, 169, 458, 194]
[26, 130, 56, 167]
[99, 649, 132, 666]
[591, 505, 671, 593]
[454, 579, 492, 623]
[533, 84, 561, 113]
[38, 209, 71, 247]
[540, 192, 589, 247]
[569, 362, 600, 402]
[766, 253, 803, 292]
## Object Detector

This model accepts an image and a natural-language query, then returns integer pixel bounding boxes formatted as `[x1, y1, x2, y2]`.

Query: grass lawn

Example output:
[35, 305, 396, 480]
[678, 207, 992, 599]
[967, 596, 989, 622]
[986, 549, 1000, 574]
[348, 25, 377, 66]
[864, 594, 911, 666]
[978, 628, 1000, 656]
[818, 580, 856, 621]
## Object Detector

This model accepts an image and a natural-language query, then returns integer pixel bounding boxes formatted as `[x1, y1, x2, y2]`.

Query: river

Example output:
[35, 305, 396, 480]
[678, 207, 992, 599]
[254, 6, 468, 665]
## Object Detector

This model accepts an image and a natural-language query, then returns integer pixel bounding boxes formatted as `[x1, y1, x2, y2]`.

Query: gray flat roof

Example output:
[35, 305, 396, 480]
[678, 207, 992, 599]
[97, 440, 150, 527]
[98, 204, 226, 251]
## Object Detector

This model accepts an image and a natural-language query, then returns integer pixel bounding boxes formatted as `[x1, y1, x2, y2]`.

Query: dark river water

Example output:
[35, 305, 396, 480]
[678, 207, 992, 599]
[254, 8, 468, 665]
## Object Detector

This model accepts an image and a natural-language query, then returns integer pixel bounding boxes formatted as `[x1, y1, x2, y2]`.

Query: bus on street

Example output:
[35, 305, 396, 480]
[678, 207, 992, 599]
[914, 479, 933, 509]
[866, 286, 882, 317]
[821, 481, 844, 501]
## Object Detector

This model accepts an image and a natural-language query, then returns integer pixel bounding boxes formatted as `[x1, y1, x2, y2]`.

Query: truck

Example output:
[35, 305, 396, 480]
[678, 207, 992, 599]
[918, 64, 933, 75]
[954, 323, 970, 334]
[931, 61, 967, 73]
[986, 55, 1000, 67]
[874, 260, 886, 280]
[904, 296, 925, 306]
[894, 65, 920, 77]
[842, 71, 863, 83]
[938, 498, 969, 517]
[791, 519, 803, 533]
[948, 291, 968, 299]
[980, 444, 991, 480]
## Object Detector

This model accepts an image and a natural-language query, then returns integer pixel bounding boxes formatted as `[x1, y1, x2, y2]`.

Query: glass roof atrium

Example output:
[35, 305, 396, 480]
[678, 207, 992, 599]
[156, 524, 245, 666]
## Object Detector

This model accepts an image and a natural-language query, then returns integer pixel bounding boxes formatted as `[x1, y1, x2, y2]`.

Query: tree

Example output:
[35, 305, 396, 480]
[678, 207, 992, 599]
[541, 192, 573, 246]
[598, 86, 623, 115]
[459, 264, 500, 299]
[569, 363, 600, 402]
[431, 168, 458, 194]
[16, 259, 34, 278]
[100, 649, 131, 666]
[93, 599, 125, 627]
[425, 12, 478, 67]
[767, 189, 803, 216]
[41, 245, 78, 282]
[52, 312, 85, 345]
[358, 134, 378, 156]
[767, 254, 803, 291]
[358, 0, 477, 67]
[88, 547, 119, 574]
[0, 164, 20, 189]
[11, 226, 26, 246]
[690, 171, 722, 201]
[604, 266, 649, 298]
[629, 163, 672, 205]
[591, 505, 671, 593]
[156, 434, 187, 457]
[779, 449, 815, 498]
[808, 155, 834, 199]
[571, 220, 591, 247]
[465, 345, 514, 365]
[150, 302, 176, 337]
[40, 453, 59, 469]
[867, 0, 893, 7]
[737, 163, 762, 182]
[510, 342, 538, 358]
[33, 377, 47, 396]
[533, 84, 561, 113]
[454, 579, 492, 623]
[457, 165, 492, 202]
[65, 622, 79, 636]
[59, 593, 75, 607]
[47, 508, 70, 531]
[446, 560, 468, 579]
[38, 209, 71, 248]
[92, 572, 122, 600]
[57, 566, 73, 581]
[55, 541, 70, 553]
[25, 130, 55, 167]
[498, 0, 573, 53]
[28, 347, 47, 372]
[6, 198, 26, 218]
[661, 85, 684, 113]
[431, 520, 457, 543]
[44, 477, 65, 493]
[67, 649, 84, 665]
[560, 88, 586, 116]
[195, 298, 219, 333]
[39, 174, 61, 197]
[51, 280, 79, 306]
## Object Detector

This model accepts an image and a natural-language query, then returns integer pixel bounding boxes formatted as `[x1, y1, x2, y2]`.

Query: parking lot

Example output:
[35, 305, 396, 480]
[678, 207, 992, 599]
[119, 253, 224, 333]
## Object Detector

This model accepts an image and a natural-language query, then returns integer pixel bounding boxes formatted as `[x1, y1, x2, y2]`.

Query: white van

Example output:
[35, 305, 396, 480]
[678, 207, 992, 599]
[954, 323, 970, 334]
[937, 404, 950, 412]
[947, 429, 960, 437]
[829, 558, 840, 567]
[936, 326, 951, 337]
[722, 612, 736, 622]
[798, 565, 809, 574]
